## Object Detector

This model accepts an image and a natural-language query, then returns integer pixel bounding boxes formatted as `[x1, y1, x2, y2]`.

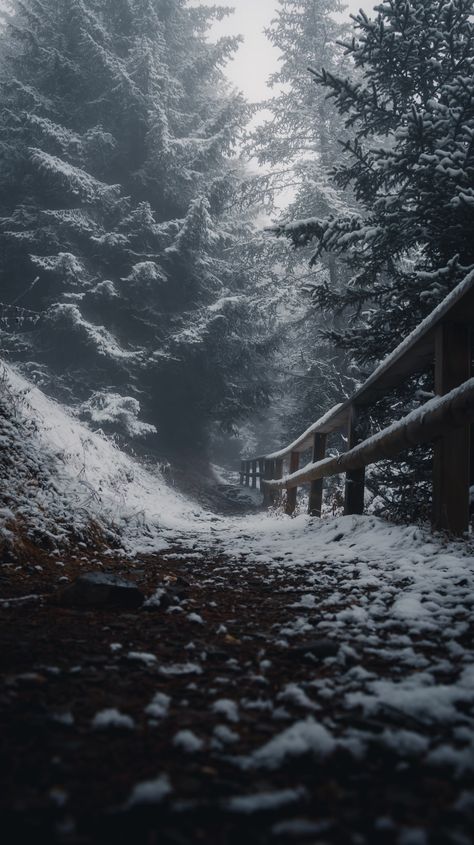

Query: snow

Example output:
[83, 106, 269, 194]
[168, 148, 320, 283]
[0, 362, 216, 555]
[290, 594, 317, 609]
[211, 699, 240, 723]
[264, 269, 474, 469]
[126, 774, 172, 807]
[187, 612, 204, 624]
[29, 148, 120, 203]
[77, 392, 156, 439]
[265, 403, 344, 460]
[271, 376, 474, 489]
[144, 588, 168, 609]
[428, 741, 474, 775]
[345, 666, 474, 724]
[122, 261, 167, 287]
[48, 304, 141, 362]
[0, 594, 44, 607]
[391, 594, 431, 620]
[173, 730, 205, 753]
[145, 692, 171, 719]
[272, 818, 331, 837]
[92, 709, 135, 730]
[362, 268, 474, 390]
[2, 360, 474, 800]
[239, 717, 338, 770]
[277, 683, 319, 712]
[225, 786, 307, 814]
[159, 662, 203, 676]
[127, 651, 157, 666]
[30, 252, 86, 286]
[213, 724, 239, 745]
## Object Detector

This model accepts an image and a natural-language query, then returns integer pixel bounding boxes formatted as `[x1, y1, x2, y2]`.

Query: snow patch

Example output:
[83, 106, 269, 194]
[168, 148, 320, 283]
[126, 774, 172, 807]
[159, 662, 203, 676]
[145, 692, 171, 719]
[238, 718, 337, 770]
[173, 730, 205, 753]
[225, 786, 307, 814]
[211, 699, 239, 723]
[92, 709, 135, 730]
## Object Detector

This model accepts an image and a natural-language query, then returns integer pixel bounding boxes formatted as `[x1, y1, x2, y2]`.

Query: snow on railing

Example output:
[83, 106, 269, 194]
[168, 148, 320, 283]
[240, 271, 474, 535]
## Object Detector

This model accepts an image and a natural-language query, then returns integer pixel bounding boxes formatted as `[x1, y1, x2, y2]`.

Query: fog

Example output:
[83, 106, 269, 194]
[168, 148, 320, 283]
[191, 0, 370, 101]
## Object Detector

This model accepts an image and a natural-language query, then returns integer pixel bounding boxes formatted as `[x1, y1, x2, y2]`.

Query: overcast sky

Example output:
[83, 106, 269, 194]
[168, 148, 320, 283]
[193, 0, 369, 102]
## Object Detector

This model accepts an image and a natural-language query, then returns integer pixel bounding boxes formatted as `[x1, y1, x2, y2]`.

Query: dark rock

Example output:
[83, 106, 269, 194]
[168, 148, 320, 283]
[56, 572, 144, 610]
[207, 648, 229, 662]
[291, 638, 340, 659]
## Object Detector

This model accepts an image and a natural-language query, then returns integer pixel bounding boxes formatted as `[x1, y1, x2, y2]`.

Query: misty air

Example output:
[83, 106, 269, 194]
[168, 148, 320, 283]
[0, 1, 474, 843]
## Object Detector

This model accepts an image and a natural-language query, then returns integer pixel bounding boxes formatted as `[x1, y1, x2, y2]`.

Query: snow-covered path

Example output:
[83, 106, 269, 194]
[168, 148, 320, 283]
[199, 512, 474, 775]
[1, 363, 474, 843]
[1, 514, 473, 844]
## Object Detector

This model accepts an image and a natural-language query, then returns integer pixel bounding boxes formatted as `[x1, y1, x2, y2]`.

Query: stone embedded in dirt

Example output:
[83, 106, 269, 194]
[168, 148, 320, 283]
[207, 647, 229, 662]
[291, 638, 340, 659]
[56, 572, 144, 610]
[10, 672, 48, 686]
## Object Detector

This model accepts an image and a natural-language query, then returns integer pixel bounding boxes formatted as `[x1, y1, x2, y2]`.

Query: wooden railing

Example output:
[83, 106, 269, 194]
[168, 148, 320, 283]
[241, 270, 474, 535]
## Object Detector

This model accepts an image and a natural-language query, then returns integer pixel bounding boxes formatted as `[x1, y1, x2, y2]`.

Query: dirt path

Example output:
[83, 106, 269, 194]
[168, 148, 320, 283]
[0, 546, 472, 845]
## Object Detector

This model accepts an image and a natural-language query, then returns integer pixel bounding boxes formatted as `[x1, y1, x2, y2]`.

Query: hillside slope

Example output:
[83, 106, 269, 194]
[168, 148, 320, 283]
[0, 363, 215, 562]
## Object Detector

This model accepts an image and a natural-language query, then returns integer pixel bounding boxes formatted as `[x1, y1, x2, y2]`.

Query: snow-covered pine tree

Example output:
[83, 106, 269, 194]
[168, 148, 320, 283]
[274, 0, 474, 520]
[0, 0, 270, 454]
[278, 0, 474, 360]
[245, 0, 356, 444]
[251, 0, 349, 208]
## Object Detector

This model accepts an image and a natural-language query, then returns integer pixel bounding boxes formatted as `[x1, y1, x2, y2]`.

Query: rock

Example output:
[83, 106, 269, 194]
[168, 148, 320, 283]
[56, 573, 144, 610]
[11, 672, 48, 686]
[291, 638, 340, 659]
[207, 647, 229, 662]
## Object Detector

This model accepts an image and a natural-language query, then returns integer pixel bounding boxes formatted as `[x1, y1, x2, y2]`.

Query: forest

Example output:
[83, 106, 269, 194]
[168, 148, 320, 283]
[0, 1, 473, 843]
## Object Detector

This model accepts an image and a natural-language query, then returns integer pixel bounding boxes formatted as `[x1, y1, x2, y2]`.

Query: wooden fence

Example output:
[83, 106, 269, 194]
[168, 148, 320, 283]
[240, 270, 474, 535]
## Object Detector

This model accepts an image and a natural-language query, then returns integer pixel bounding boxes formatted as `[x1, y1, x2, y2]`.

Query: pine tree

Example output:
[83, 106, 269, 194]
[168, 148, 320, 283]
[244, 0, 357, 445]
[0, 0, 270, 454]
[274, 0, 474, 519]
[278, 0, 474, 362]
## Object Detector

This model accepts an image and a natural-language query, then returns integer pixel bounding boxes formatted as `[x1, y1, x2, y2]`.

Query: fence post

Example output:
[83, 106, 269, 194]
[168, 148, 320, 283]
[344, 406, 365, 515]
[243, 461, 250, 486]
[252, 459, 257, 489]
[432, 323, 471, 534]
[240, 460, 245, 485]
[258, 458, 264, 491]
[262, 459, 272, 507]
[309, 433, 327, 516]
[285, 451, 300, 515]
[266, 459, 275, 505]
[272, 458, 283, 506]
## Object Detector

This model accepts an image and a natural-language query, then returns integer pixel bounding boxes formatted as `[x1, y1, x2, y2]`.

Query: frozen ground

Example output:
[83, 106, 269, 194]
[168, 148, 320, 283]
[1, 363, 474, 843]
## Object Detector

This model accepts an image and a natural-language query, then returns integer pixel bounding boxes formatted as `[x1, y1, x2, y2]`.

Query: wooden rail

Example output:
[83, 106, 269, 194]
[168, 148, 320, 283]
[240, 270, 474, 535]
